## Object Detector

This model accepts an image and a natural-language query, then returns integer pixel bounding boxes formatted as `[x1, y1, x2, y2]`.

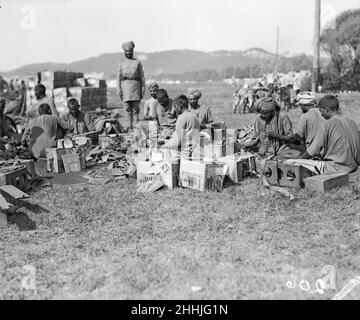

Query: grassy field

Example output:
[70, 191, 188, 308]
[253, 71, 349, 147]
[1, 83, 360, 300]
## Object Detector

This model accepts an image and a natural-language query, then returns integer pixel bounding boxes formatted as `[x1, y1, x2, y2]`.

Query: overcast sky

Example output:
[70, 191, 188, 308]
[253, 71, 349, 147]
[0, 0, 359, 71]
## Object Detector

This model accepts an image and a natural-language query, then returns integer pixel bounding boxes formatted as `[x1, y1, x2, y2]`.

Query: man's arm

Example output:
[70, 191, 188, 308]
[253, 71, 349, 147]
[49, 99, 59, 117]
[118, 62, 123, 100]
[139, 62, 145, 99]
[163, 117, 184, 148]
[84, 112, 96, 132]
[57, 117, 74, 133]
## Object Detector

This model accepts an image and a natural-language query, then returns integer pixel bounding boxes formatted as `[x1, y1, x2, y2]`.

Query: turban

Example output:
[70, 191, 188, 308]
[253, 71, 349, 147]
[148, 82, 159, 90]
[296, 92, 316, 106]
[122, 41, 135, 51]
[256, 97, 276, 113]
[188, 89, 202, 100]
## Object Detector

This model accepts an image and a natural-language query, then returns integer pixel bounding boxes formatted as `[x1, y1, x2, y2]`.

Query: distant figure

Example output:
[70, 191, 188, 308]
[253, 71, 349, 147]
[279, 85, 291, 112]
[22, 104, 73, 159]
[60, 98, 96, 135]
[118, 41, 145, 131]
[0, 76, 9, 96]
[188, 89, 214, 129]
[27, 84, 58, 118]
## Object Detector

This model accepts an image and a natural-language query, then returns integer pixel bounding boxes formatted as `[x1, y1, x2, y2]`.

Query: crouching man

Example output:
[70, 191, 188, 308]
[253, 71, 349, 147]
[22, 104, 73, 159]
[286, 95, 360, 174]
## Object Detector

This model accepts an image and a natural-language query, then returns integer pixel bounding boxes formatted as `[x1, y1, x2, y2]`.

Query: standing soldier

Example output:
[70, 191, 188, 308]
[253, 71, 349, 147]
[118, 41, 145, 131]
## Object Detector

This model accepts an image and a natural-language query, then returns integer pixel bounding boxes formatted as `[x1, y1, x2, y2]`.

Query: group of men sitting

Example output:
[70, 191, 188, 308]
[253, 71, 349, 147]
[2, 79, 360, 177]
[134, 82, 214, 157]
[0, 83, 96, 159]
[139, 83, 360, 176]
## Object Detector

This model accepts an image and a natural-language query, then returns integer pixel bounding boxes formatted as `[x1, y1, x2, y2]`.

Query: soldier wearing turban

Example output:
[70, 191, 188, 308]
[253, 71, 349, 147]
[246, 98, 301, 160]
[188, 89, 214, 130]
[118, 41, 145, 130]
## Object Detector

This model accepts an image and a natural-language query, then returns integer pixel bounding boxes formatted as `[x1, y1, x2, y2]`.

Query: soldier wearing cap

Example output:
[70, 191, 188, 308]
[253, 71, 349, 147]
[188, 89, 214, 130]
[293, 92, 324, 148]
[118, 41, 145, 131]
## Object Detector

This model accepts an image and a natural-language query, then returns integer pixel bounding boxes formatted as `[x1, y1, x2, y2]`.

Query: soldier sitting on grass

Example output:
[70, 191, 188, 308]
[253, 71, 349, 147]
[286, 95, 360, 175]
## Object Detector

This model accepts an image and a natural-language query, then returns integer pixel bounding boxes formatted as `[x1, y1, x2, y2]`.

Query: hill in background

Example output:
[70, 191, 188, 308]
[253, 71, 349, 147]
[2, 48, 315, 80]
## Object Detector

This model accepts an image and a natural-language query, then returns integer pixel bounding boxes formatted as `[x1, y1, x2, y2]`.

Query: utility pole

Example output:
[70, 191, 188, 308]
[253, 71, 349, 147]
[275, 26, 280, 78]
[312, 0, 321, 92]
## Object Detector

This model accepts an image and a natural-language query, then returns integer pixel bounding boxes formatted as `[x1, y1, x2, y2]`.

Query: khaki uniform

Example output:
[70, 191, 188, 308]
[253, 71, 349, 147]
[118, 57, 145, 129]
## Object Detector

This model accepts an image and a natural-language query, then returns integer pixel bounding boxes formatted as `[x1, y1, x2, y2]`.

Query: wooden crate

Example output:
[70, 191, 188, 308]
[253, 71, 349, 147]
[264, 160, 279, 186]
[136, 159, 179, 190]
[6, 159, 35, 180]
[46, 148, 77, 173]
[74, 130, 101, 146]
[0, 166, 28, 191]
[179, 159, 227, 192]
[278, 163, 307, 189]
[304, 173, 349, 192]
[219, 155, 251, 183]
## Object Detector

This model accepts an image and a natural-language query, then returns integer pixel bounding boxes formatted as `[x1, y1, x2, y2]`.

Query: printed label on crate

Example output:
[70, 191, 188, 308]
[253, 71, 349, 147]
[138, 174, 163, 184]
[181, 172, 201, 190]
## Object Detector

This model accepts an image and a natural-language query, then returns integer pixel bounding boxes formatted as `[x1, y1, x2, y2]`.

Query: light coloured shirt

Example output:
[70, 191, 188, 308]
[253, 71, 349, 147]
[27, 96, 59, 118]
[295, 108, 324, 146]
[157, 99, 177, 130]
[118, 57, 145, 102]
[60, 111, 95, 134]
[23, 114, 73, 158]
[307, 115, 360, 173]
[252, 111, 293, 155]
[164, 110, 200, 150]
[189, 104, 214, 129]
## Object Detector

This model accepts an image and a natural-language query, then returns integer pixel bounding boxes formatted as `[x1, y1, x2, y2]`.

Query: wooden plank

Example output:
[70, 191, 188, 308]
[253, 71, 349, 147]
[0, 211, 7, 229]
[304, 173, 350, 192]
[0, 185, 30, 200]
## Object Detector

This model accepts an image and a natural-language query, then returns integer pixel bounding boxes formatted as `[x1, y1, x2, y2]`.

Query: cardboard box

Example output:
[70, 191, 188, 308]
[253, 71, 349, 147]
[219, 155, 251, 183]
[46, 148, 77, 173]
[136, 159, 180, 189]
[179, 159, 228, 192]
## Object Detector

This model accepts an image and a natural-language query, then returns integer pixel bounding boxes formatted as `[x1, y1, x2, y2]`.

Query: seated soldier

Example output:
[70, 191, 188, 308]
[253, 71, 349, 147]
[27, 84, 58, 118]
[293, 92, 324, 148]
[286, 95, 360, 174]
[246, 97, 301, 160]
[156, 88, 177, 139]
[188, 89, 214, 129]
[60, 98, 96, 134]
[133, 88, 177, 146]
[158, 95, 200, 159]
[22, 103, 73, 159]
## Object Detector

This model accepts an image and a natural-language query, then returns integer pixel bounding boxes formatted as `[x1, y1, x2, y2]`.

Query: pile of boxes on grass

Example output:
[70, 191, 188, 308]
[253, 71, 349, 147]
[135, 122, 351, 194]
[26, 70, 107, 114]
[135, 123, 257, 193]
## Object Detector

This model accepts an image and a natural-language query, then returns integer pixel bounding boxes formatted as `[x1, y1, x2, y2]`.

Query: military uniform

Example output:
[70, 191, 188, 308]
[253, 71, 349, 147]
[118, 42, 145, 130]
